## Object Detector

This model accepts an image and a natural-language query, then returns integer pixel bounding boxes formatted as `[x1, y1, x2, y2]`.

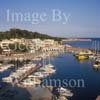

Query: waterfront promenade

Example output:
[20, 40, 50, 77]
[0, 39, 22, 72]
[0, 46, 93, 61]
[0, 51, 62, 62]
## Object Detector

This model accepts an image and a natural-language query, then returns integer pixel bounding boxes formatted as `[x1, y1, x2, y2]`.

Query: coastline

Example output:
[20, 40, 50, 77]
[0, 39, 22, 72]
[62, 38, 92, 42]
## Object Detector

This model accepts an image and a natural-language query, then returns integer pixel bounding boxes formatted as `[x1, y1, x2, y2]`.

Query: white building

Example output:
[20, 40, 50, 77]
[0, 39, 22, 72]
[0, 40, 14, 53]
[32, 39, 45, 50]
[43, 39, 55, 46]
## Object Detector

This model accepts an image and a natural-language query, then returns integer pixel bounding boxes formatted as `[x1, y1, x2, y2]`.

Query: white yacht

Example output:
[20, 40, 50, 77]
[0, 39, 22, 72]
[21, 80, 34, 86]
[40, 66, 56, 74]
[93, 60, 100, 68]
[41, 53, 56, 75]
[58, 87, 73, 97]
[46, 64, 55, 68]
[2, 77, 12, 83]
[21, 77, 41, 86]
[33, 72, 44, 78]
[39, 69, 50, 77]
[0, 64, 14, 72]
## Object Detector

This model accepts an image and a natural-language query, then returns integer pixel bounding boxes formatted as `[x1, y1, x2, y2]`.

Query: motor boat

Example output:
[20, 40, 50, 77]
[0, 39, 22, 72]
[40, 66, 56, 74]
[21, 77, 41, 86]
[46, 64, 55, 68]
[58, 87, 73, 97]
[2, 77, 12, 83]
[93, 60, 100, 68]
[33, 72, 44, 78]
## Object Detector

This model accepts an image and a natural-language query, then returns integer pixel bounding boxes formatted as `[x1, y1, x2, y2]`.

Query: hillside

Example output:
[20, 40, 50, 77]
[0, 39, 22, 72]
[0, 28, 62, 41]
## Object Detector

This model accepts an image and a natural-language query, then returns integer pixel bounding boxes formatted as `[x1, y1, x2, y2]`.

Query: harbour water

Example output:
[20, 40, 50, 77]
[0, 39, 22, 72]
[47, 38, 100, 100]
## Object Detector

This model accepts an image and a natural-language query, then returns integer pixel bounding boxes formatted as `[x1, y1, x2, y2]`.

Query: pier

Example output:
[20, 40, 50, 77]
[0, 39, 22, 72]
[18, 64, 40, 83]
[2, 64, 41, 84]
[64, 45, 93, 54]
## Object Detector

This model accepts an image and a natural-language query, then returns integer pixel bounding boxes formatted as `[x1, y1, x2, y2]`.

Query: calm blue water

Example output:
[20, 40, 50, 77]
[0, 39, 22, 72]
[63, 38, 100, 49]
[49, 38, 100, 100]
[64, 41, 92, 48]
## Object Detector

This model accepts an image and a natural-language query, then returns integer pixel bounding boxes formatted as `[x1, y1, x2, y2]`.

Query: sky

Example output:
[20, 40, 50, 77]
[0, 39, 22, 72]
[0, 0, 100, 38]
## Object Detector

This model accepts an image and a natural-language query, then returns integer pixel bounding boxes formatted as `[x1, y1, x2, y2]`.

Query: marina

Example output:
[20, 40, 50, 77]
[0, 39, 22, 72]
[0, 49, 73, 100]
[1, 54, 57, 87]
[0, 39, 100, 100]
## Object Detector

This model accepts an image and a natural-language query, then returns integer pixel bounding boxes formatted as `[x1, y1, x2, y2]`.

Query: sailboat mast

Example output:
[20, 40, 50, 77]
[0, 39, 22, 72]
[94, 41, 97, 55]
[97, 41, 100, 55]
[42, 52, 45, 67]
[49, 52, 50, 64]
[91, 41, 94, 50]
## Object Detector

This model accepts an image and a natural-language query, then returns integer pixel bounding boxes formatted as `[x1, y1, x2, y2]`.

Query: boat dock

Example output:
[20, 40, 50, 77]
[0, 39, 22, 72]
[2, 63, 41, 84]
[64, 45, 93, 54]
[18, 64, 40, 83]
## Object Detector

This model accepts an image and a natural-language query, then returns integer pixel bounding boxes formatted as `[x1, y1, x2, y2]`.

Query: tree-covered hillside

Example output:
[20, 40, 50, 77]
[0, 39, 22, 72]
[0, 28, 63, 41]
